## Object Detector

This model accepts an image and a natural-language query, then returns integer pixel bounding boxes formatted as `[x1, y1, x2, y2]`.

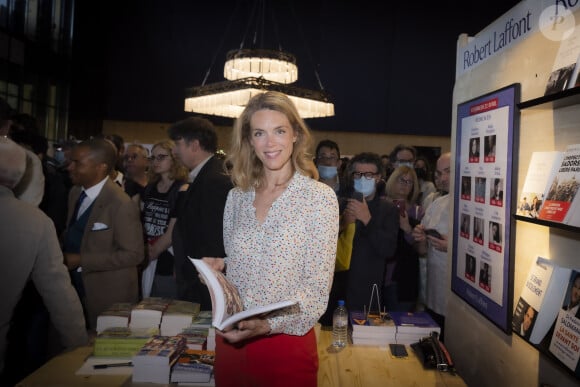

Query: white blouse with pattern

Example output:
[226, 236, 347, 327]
[223, 172, 339, 336]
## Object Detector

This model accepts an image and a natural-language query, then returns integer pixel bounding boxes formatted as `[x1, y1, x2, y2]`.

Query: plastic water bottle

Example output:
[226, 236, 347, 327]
[332, 300, 348, 348]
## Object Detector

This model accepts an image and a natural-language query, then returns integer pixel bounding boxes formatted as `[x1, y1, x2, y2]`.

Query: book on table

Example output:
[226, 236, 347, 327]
[93, 326, 159, 357]
[512, 257, 572, 345]
[170, 349, 215, 383]
[95, 302, 132, 333]
[189, 258, 297, 331]
[516, 151, 564, 219]
[160, 300, 201, 336]
[538, 144, 580, 226]
[177, 326, 209, 350]
[129, 297, 172, 330]
[350, 310, 396, 346]
[131, 335, 187, 384]
[389, 311, 440, 335]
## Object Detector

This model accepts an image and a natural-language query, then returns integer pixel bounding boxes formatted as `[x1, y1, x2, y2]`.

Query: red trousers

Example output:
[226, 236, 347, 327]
[214, 328, 318, 387]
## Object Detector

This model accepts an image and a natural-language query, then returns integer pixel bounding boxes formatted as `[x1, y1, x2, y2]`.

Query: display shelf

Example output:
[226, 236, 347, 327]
[514, 214, 580, 233]
[517, 87, 580, 110]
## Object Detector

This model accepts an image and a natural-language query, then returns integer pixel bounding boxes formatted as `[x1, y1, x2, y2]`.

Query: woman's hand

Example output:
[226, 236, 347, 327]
[202, 257, 225, 272]
[215, 317, 271, 344]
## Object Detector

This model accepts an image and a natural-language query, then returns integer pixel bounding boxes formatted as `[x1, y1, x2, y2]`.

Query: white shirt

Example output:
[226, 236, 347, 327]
[78, 176, 108, 219]
[421, 193, 450, 315]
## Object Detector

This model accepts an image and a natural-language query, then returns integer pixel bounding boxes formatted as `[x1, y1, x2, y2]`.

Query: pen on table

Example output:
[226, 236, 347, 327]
[93, 362, 133, 369]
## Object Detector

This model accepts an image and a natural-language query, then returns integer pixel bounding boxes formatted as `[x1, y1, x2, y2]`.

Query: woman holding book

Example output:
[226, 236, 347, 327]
[211, 91, 339, 386]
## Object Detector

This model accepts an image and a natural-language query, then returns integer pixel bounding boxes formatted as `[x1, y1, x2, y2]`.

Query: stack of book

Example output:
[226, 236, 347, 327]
[390, 311, 440, 345]
[95, 302, 132, 333]
[350, 310, 396, 346]
[177, 326, 209, 350]
[160, 300, 201, 336]
[189, 310, 215, 351]
[93, 326, 159, 358]
[129, 297, 171, 330]
[170, 349, 215, 384]
[131, 335, 187, 384]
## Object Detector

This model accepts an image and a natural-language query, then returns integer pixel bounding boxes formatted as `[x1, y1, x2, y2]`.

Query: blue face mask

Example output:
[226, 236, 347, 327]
[354, 177, 376, 197]
[318, 165, 338, 180]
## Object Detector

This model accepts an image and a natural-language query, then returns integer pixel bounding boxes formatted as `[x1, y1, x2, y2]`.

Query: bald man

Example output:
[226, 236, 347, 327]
[412, 152, 452, 342]
[0, 137, 88, 376]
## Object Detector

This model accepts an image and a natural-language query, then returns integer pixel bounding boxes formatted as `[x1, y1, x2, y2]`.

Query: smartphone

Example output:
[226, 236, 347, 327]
[351, 191, 364, 202]
[389, 343, 408, 358]
[425, 228, 442, 239]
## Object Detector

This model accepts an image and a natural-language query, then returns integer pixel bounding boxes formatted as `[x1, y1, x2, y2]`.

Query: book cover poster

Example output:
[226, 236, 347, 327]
[545, 27, 580, 96]
[516, 151, 564, 219]
[538, 144, 580, 223]
[548, 271, 580, 376]
[512, 257, 556, 344]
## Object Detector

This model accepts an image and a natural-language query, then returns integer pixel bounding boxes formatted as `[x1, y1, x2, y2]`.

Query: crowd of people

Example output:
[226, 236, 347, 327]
[0, 92, 452, 386]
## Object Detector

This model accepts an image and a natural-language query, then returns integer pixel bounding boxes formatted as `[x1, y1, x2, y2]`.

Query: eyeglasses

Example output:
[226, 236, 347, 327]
[397, 177, 414, 186]
[352, 171, 378, 180]
[148, 154, 171, 162]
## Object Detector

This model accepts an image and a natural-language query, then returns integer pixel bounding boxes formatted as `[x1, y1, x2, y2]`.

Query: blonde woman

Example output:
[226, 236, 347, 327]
[213, 91, 339, 387]
[139, 139, 188, 298]
[383, 165, 425, 312]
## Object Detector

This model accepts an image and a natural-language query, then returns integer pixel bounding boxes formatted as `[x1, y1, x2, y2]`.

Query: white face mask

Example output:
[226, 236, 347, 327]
[354, 177, 376, 197]
[318, 165, 338, 180]
[396, 161, 414, 168]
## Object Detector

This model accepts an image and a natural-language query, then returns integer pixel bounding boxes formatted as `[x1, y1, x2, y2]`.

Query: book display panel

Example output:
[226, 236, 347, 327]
[451, 84, 519, 334]
[515, 87, 580, 382]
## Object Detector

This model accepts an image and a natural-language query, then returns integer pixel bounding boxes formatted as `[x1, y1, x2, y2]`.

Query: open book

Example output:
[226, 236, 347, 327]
[189, 258, 296, 331]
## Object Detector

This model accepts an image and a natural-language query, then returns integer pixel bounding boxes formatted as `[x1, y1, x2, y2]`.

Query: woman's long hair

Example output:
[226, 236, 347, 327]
[226, 91, 317, 190]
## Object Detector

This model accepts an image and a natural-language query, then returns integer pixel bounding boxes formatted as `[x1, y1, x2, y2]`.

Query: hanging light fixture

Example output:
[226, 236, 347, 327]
[224, 48, 297, 84]
[184, 0, 334, 119]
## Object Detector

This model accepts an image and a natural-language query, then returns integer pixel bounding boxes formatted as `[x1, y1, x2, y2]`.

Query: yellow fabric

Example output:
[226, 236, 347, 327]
[335, 222, 355, 272]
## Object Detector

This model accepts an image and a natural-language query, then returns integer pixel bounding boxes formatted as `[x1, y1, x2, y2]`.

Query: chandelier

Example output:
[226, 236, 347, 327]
[184, 1, 334, 119]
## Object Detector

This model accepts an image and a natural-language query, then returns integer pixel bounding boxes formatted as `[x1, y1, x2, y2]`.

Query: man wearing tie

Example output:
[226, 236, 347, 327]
[63, 138, 144, 331]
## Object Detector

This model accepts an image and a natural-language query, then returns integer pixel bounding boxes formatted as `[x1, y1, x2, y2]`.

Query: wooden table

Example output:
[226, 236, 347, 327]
[16, 330, 466, 387]
[317, 328, 466, 387]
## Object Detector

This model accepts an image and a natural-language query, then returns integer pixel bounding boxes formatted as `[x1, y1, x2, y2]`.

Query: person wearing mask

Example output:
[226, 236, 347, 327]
[414, 156, 436, 206]
[389, 144, 417, 169]
[331, 152, 399, 313]
[212, 91, 338, 386]
[0, 137, 88, 384]
[314, 139, 342, 194]
[412, 152, 451, 342]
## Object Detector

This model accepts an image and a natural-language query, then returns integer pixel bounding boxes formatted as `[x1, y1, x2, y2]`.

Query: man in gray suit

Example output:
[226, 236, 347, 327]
[63, 138, 144, 331]
[0, 137, 88, 377]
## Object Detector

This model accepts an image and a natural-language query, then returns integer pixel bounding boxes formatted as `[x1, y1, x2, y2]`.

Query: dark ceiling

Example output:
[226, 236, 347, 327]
[70, 0, 521, 137]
